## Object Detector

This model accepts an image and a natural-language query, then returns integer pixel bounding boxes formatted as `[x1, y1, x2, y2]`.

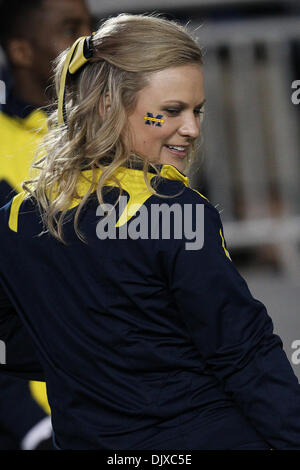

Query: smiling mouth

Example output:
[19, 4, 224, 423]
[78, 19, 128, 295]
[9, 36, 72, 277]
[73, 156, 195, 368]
[164, 144, 189, 158]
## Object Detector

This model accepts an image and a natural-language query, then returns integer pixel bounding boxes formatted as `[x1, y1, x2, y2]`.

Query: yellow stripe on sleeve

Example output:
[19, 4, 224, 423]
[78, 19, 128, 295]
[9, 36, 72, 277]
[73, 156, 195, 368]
[8, 192, 27, 232]
[219, 228, 231, 260]
[192, 188, 209, 201]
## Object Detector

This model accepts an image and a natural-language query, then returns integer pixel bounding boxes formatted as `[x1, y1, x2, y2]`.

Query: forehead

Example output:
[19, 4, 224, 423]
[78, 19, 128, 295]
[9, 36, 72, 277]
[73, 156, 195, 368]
[138, 64, 204, 105]
[38, 0, 90, 26]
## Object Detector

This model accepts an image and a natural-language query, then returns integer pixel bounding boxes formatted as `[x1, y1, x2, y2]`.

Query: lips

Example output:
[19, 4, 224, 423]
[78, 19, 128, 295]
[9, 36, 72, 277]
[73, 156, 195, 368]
[164, 144, 189, 158]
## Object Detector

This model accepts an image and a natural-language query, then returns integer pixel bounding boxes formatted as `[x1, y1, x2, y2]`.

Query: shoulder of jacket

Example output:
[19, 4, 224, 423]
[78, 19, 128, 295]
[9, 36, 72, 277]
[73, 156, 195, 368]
[181, 186, 221, 213]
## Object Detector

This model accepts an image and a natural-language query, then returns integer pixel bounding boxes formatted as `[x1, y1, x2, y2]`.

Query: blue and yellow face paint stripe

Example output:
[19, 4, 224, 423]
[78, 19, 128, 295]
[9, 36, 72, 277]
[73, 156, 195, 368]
[144, 113, 165, 127]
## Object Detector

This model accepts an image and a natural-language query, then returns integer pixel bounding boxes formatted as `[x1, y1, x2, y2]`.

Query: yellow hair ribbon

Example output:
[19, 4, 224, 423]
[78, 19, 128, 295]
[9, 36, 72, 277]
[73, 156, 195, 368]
[58, 33, 95, 125]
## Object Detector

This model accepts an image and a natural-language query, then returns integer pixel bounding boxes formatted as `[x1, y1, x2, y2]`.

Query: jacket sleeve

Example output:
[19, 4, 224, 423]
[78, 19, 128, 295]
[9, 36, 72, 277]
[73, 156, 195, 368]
[164, 198, 300, 450]
[0, 281, 45, 381]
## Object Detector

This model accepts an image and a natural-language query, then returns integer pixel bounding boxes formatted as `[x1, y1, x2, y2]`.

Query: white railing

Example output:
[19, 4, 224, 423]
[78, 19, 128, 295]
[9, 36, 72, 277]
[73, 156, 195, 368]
[189, 17, 300, 278]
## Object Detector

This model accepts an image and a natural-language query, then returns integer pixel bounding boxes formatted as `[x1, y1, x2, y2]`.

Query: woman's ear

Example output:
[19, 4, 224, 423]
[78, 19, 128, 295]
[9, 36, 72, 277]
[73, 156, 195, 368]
[98, 92, 111, 118]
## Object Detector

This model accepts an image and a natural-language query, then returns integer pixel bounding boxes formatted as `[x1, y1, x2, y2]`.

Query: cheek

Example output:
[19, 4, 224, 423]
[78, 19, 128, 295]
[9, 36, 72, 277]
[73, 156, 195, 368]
[129, 113, 170, 156]
[150, 124, 172, 150]
[141, 126, 166, 151]
[135, 121, 160, 147]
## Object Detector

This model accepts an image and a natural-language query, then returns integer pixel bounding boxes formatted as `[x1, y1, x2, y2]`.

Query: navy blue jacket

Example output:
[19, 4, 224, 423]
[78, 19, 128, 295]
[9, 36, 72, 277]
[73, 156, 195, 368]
[0, 163, 300, 450]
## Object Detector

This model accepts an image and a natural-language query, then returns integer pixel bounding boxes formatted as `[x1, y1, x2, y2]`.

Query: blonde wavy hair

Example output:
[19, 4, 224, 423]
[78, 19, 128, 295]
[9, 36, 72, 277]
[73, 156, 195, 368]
[24, 13, 203, 242]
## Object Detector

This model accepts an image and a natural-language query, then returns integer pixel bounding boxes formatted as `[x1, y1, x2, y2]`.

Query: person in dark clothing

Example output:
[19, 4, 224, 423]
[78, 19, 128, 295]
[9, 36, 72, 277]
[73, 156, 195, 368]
[0, 0, 92, 449]
[0, 0, 92, 201]
[0, 13, 300, 450]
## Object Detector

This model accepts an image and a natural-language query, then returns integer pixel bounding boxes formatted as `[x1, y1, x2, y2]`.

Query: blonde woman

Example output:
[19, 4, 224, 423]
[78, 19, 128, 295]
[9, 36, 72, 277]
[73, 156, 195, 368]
[0, 14, 300, 450]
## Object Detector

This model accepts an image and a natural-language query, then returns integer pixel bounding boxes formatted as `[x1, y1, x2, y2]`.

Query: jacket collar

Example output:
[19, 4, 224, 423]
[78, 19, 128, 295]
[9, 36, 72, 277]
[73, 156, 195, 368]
[87, 156, 190, 186]
[66, 163, 190, 218]
[8, 163, 190, 232]
[79, 162, 190, 192]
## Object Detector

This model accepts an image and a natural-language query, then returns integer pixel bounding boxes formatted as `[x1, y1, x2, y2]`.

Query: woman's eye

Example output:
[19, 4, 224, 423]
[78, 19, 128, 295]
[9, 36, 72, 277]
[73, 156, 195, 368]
[164, 108, 181, 116]
[163, 107, 204, 117]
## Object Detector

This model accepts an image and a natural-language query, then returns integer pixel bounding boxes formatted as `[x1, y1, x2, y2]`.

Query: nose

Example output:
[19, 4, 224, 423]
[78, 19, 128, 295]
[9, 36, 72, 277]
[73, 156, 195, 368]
[178, 113, 201, 140]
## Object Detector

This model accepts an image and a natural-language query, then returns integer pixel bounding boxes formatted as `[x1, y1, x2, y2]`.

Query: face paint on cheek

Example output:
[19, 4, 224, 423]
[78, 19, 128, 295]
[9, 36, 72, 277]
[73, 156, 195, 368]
[144, 112, 165, 127]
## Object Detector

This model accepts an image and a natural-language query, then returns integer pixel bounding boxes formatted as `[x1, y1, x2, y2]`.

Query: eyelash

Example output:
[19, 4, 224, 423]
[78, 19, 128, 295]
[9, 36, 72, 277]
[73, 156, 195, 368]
[163, 108, 204, 117]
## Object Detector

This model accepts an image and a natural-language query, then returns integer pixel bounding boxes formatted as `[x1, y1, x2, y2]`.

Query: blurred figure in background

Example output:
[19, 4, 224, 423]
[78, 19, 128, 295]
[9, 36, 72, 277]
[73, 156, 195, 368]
[0, 0, 92, 449]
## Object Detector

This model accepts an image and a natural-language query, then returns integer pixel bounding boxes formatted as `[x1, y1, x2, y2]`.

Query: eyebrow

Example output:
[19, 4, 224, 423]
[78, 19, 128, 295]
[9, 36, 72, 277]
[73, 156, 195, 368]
[162, 99, 206, 108]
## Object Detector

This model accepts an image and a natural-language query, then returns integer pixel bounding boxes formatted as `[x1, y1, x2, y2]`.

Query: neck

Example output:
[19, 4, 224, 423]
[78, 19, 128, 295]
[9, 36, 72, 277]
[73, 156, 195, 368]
[11, 68, 50, 108]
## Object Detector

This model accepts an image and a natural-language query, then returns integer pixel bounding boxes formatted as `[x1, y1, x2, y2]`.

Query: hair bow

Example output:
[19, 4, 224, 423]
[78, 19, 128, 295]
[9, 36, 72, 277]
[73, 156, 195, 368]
[58, 33, 95, 125]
